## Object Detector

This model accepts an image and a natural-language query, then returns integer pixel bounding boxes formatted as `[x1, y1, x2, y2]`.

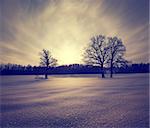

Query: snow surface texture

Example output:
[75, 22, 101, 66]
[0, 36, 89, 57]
[1, 74, 149, 128]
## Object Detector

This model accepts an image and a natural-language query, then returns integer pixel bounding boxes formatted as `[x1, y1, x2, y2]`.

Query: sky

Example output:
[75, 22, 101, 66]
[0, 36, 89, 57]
[0, 0, 149, 65]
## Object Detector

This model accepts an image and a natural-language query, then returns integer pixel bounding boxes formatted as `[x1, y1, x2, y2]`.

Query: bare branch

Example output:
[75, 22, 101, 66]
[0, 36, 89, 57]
[39, 49, 57, 67]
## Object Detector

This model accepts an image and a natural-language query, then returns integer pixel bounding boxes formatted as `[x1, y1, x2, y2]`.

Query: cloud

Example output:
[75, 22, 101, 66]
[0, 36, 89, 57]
[0, 0, 149, 65]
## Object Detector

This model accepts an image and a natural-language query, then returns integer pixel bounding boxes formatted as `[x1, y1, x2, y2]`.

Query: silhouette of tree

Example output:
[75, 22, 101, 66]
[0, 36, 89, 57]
[107, 37, 127, 77]
[83, 35, 109, 78]
[39, 49, 57, 79]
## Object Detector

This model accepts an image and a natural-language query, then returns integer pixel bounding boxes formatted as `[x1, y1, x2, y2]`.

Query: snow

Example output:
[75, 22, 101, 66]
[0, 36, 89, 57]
[1, 74, 149, 128]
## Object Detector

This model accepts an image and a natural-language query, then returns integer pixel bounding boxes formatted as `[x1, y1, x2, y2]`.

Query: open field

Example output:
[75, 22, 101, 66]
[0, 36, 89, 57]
[1, 74, 149, 128]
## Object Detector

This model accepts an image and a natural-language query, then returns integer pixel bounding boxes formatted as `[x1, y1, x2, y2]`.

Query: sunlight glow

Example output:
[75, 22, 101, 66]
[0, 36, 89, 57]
[58, 44, 81, 65]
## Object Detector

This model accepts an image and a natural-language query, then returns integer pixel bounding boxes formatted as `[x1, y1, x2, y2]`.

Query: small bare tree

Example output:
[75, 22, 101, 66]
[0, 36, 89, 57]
[40, 49, 57, 79]
[83, 35, 109, 78]
[107, 37, 127, 78]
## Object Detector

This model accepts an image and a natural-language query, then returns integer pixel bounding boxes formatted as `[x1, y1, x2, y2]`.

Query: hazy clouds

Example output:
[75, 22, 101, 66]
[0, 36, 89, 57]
[0, 0, 149, 65]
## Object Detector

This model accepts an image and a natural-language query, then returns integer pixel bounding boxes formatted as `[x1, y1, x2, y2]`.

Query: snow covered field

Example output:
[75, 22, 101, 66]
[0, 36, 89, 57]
[1, 74, 149, 128]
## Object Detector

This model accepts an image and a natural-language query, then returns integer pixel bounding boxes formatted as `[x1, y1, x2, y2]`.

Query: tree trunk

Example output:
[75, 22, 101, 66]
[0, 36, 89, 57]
[45, 73, 48, 79]
[102, 71, 105, 78]
[45, 67, 48, 79]
[101, 65, 105, 78]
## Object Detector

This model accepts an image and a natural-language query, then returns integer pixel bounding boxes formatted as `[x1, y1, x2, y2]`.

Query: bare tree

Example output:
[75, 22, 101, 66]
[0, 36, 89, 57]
[40, 49, 57, 79]
[107, 37, 127, 78]
[83, 35, 109, 78]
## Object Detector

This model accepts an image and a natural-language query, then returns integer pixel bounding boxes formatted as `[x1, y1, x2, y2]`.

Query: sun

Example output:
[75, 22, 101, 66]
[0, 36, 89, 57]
[57, 45, 81, 65]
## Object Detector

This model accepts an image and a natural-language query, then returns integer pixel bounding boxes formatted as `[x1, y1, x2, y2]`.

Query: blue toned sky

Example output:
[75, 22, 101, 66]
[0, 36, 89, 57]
[0, 0, 149, 65]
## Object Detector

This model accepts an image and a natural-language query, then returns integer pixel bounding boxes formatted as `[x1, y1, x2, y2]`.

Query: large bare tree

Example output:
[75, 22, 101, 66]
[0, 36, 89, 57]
[107, 37, 127, 77]
[40, 49, 57, 79]
[83, 35, 109, 78]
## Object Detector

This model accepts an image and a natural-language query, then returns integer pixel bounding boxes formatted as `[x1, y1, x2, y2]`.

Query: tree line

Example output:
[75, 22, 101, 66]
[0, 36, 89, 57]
[0, 63, 149, 75]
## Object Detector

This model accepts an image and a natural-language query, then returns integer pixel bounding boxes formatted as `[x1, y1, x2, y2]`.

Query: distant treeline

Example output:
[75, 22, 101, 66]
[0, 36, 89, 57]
[0, 63, 149, 75]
